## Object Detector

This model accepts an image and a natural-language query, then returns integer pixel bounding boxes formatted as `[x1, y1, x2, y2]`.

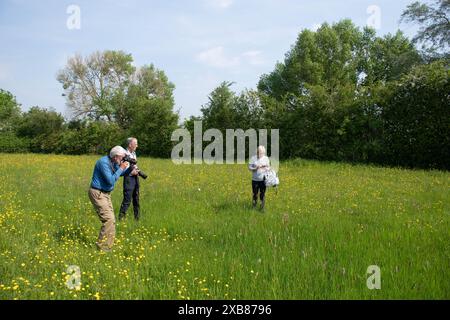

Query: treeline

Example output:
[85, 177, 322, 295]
[0, 56, 179, 157]
[186, 20, 449, 170]
[0, 2, 449, 169]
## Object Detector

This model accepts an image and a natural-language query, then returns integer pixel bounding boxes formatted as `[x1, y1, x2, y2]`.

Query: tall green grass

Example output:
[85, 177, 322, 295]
[0, 153, 448, 299]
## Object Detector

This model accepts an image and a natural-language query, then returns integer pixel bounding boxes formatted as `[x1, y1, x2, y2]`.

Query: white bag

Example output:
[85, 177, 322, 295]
[264, 169, 279, 187]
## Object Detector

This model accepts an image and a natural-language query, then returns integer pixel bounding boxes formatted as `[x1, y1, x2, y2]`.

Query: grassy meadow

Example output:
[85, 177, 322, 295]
[0, 153, 448, 300]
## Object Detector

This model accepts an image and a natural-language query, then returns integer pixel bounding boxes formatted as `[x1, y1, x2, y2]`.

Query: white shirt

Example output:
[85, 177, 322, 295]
[126, 149, 138, 176]
[248, 155, 270, 181]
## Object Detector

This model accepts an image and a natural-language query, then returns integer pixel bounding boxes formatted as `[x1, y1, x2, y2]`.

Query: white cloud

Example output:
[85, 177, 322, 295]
[196, 46, 240, 68]
[242, 51, 265, 66]
[206, 0, 234, 9]
[197, 47, 267, 69]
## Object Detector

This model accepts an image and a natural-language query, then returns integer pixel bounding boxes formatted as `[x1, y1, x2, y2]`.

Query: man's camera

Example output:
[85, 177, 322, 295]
[122, 155, 148, 179]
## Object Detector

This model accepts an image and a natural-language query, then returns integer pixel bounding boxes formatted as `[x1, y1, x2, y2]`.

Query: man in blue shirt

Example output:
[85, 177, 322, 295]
[88, 146, 136, 251]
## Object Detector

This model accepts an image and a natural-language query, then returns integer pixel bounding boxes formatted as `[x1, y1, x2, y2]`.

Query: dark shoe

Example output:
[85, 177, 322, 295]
[118, 212, 126, 221]
[252, 199, 257, 208]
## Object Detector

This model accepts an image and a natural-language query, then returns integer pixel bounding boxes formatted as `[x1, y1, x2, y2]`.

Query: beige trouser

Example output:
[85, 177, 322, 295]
[88, 188, 115, 250]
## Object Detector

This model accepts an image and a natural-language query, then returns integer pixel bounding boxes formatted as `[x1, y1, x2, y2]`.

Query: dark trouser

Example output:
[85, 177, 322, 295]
[119, 175, 140, 220]
[252, 180, 266, 203]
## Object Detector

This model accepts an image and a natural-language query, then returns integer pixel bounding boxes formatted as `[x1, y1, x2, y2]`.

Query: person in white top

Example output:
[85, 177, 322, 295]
[248, 145, 270, 211]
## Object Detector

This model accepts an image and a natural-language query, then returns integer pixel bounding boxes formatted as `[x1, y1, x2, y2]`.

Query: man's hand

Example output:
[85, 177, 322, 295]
[120, 161, 129, 170]
[131, 168, 139, 176]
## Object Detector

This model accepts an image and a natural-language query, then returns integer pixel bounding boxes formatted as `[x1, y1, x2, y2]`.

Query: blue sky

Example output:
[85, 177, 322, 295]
[0, 0, 418, 121]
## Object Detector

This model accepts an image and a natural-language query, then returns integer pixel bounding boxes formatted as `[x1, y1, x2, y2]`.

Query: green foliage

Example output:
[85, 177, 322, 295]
[254, 19, 447, 169]
[57, 50, 136, 121]
[57, 53, 179, 157]
[379, 61, 450, 169]
[0, 132, 30, 153]
[401, 0, 450, 59]
[125, 65, 179, 158]
[0, 89, 21, 132]
[199, 82, 263, 131]
[57, 121, 126, 155]
[259, 20, 421, 98]
[360, 30, 423, 84]
[128, 96, 179, 158]
[16, 107, 65, 138]
[14, 107, 65, 153]
[200, 81, 237, 131]
[1, 13, 448, 169]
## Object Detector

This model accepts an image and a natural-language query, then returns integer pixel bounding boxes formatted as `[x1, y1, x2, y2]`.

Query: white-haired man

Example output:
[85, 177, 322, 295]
[88, 146, 136, 251]
[119, 137, 141, 221]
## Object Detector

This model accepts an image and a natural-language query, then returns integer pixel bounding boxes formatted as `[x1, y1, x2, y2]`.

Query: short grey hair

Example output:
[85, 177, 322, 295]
[110, 146, 127, 158]
[126, 137, 137, 146]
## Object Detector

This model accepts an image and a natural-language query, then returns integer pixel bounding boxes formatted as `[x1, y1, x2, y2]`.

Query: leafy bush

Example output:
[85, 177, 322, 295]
[0, 132, 30, 153]
[380, 61, 450, 169]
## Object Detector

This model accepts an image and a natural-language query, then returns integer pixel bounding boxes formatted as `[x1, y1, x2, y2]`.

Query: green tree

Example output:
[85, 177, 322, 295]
[120, 64, 176, 129]
[257, 20, 422, 164]
[380, 61, 450, 169]
[233, 90, 264, 130]
[359, 30, 423, 85]
[0, 89, 21, 132]
[259, 20, 421, 98]
[57, 120, 125, 155]
[57, 50, 135, 121]
[126, 65, 179, 157]
[16, 107, 64, 138]
[401, 0, 450, 58]
[58, 52, 179, 157]
[200, 81, 237, 131]
[199, 83, 264, 131]
[15, 107, 65, 153]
